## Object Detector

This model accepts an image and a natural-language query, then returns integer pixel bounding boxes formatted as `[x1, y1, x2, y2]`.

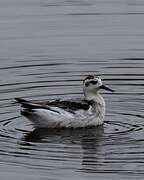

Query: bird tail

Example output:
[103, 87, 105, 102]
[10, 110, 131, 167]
[15, 97, 44, 110]
[15, 98, 63, 128]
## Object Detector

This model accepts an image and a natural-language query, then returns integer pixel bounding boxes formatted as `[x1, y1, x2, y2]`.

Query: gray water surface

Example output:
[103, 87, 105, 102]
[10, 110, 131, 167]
[0, 0, 144, 179]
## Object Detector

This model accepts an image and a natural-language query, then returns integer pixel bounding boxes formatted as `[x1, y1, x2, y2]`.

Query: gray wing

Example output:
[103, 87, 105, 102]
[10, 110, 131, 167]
[48, 99, 92, 111]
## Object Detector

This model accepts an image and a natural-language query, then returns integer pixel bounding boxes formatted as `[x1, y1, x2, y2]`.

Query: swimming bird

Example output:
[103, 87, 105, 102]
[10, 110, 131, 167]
[15, 75, 114, 128]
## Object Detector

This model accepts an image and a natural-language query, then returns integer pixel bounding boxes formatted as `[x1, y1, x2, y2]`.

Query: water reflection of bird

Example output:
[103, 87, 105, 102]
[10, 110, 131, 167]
[23, 126, 104, 144]
[15, 75, 114, 128]
[22, 126, 104, 173]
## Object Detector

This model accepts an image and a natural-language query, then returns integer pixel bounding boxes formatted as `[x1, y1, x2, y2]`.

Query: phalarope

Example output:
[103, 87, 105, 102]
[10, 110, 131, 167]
[15, 75, 114, 128]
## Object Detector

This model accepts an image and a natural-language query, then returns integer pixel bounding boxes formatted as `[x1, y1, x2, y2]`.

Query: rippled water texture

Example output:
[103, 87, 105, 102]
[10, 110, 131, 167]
[0, 0, 144, 179]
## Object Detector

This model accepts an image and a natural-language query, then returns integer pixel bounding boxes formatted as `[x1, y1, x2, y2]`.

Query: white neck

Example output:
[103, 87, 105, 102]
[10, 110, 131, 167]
[84, 91, 105, 118]
[84, 90, 103, 102]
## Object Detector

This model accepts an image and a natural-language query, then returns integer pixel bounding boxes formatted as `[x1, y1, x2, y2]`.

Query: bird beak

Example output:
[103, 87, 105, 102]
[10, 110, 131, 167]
[100, 85, 114, 92]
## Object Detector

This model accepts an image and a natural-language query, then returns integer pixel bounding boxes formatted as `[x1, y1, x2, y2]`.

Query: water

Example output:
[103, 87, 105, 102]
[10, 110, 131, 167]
[0, 0, 144, 179]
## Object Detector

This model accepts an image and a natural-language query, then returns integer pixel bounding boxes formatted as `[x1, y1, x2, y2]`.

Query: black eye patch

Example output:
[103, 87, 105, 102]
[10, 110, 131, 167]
[90, 80, 97, 85]
[85, 80, 97, 87]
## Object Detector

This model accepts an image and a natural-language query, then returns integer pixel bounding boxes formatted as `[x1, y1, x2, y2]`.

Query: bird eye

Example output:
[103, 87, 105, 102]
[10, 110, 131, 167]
[85, 82, 89, 87]
[90, 80, 97, 85]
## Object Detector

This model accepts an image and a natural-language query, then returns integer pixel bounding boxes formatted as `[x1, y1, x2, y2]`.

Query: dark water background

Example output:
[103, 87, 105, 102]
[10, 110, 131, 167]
[0, 0, 144, 179]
